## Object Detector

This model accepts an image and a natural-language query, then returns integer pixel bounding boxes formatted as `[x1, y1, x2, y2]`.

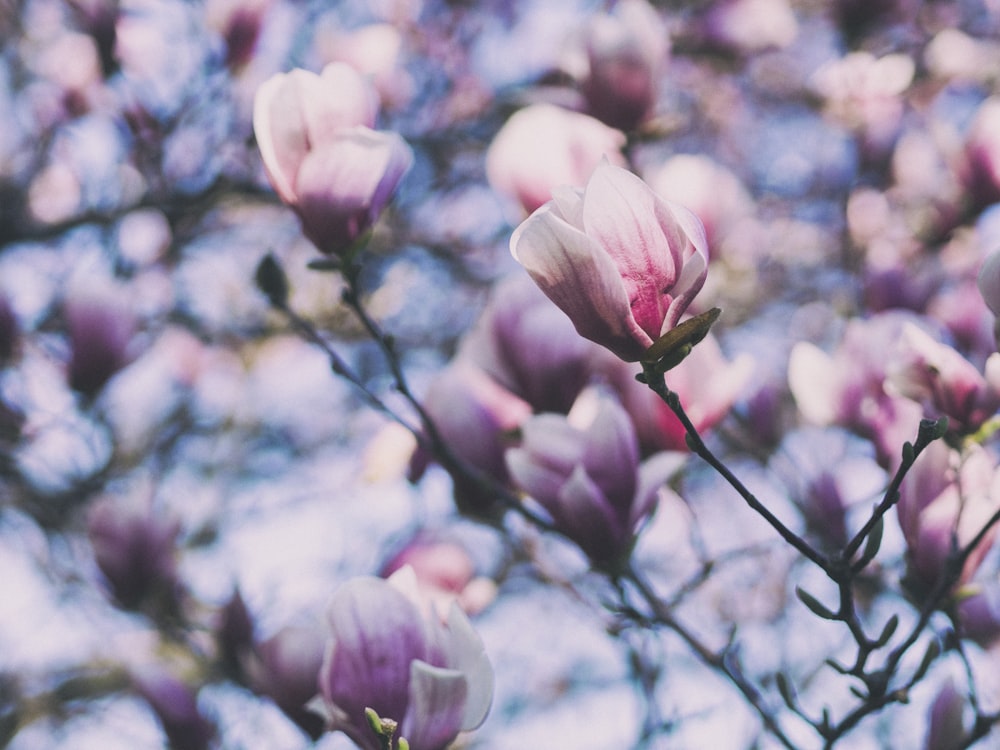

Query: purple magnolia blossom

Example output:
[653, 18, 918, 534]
[253, 63, 413, 256]
[505, 387, 682, 565]
[897, 442, 1000, 598]
[885, 322, 1000, 433]
[133, 669, 216, 750]
[579, 0, 668, 132]
[962, 97, 1000, 210]
[771, 428, 886, 552]
[65, 292, 137, 398]
[86, 495, 181, 612]
[291, 126, 414, 256]
[956, 581, 1000, 647]
[923, 679, 966, 750]
[458, 275, 615, 414]
[319, 568, 493, 750]
[412, 361, 532, 514]
[510, 161, 709, 362]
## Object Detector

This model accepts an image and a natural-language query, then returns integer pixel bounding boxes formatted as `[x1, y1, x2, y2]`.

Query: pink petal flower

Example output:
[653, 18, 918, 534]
[511, 162, 708, 361]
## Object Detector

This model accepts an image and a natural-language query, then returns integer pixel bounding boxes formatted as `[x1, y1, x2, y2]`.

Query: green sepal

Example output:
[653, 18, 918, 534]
[642, 308, 722, 373]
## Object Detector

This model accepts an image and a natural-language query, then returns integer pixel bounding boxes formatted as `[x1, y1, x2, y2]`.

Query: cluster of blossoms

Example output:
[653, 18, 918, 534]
[416, 161, 748, 566]
[8, 0, 1000, 747]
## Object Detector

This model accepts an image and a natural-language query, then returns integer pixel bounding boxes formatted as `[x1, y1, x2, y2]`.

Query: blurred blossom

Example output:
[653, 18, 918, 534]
[318, 23, 415, 109]
[609, 331, 752, 454]
[31, 31, 103, 113]
[979, 250, 1000, 318]
[579, 0, 668, 131]
[510, 161, 708, 362]
[254, 64, 413, 256]
[700, 0, 798, 54]
[412, 361, 532, 515]
[116, 208, 172, 267]
[87, 494, 181, 612]
[64, 291, 139, 398]
[927, 280, 996, 362]
[458, 275, 613, 414]
[133, 668, 216, 750]
[788, 312, 927, 469]
[885, 323, 1000, 433]
[811, 52, 913, 159]
[925, 29, 1000, 85]
[319, 568, 493, 750]
[956, 581, 1000, 647]
[771, 428, 886, 551]
[205, 0, 271, 70]
[897, 442, 1000, 598]
[961, 97, 1000, 210]
[486, 104, 626, 216]
[115, 1, 210, 113]
[646, 154, 754, 253]
[923, 678, 966, 750]
[506, 386, 681, 565]
[381, 537, 497, 615]
[215, 588, 255, 676]
[0, 292, 19, 366]
[28, 162, 82, 224]
[248, 624, 326, 739]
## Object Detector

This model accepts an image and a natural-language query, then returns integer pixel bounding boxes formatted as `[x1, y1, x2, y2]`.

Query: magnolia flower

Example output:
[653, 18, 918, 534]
[897, 442, 1000, 598]
[486, 104, 626, 215]
[923, 679, 966, 750]
[885, 323, 1000, 433]
[962, 97, 1000, 209]
[253, 63, 413, 256]
[458, 275, 615, 414]
[978, 250, 1000, 351]
[411, 361, 532, 514]
[510, 161, 708, 362]
[133, 669, 215, 750]
[580, 0, 668, 131]
[65, 292, 138, 398]
[319, 568, 493, 750]
[87, 494, 180, 612]
[505, 387, 681, 565]
[788, 311, 928, 469]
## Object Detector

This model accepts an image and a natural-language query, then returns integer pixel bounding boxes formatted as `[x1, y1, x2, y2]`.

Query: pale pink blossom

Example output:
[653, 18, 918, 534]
[510, 161, 708, 362]
[962, 97, 1000, 208]
[788, 312, 928, 469]
[885, 323, 1000, 433]
[254, 64, 412, 255]
[486, 104, 625, 215]
[897, 442, 1000, 597]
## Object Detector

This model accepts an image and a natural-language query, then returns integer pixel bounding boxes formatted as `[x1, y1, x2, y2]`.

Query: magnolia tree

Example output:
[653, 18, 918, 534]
[4, 0, 1000, 748]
